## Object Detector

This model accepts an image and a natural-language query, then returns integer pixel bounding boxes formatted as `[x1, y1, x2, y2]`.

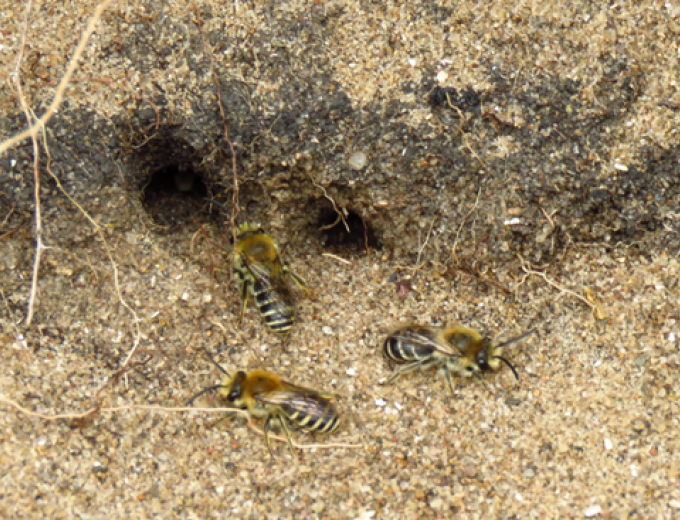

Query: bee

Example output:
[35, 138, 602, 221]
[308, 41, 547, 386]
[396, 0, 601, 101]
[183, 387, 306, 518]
[382, 324, 536, 396]
[234, 222, 312, 335]
[187, 358, 341, 455]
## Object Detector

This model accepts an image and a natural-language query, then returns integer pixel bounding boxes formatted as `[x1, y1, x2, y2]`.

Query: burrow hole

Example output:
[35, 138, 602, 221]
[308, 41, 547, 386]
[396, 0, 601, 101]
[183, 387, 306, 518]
[141, 163, 211, 226]
[317, 203, 379, 249]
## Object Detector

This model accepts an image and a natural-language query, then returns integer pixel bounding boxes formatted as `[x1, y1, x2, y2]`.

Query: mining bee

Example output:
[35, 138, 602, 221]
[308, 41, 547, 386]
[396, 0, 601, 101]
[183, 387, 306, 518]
[382, 324, 536, 396]
[187, 358, 341, 455]
[234, 222, 312, 335]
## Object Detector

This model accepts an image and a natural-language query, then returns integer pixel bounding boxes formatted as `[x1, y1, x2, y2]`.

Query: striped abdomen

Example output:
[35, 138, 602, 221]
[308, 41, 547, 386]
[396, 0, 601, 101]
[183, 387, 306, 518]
[268, 393, 341, 434]
[384, 335, 435, 363]
[252, 279, 295, 335]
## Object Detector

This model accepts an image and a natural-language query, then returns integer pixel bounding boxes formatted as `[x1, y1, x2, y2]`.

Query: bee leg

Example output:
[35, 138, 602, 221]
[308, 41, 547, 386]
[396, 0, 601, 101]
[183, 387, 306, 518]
[208, 412, 236, 429]
[383, 358, 436, 386]
[285, 269, 313, 300]
[279, 335, 290, 354]
[240, 280, 250, 321]
[383, 370, 404, 387]
[474, 371, 496, 394]
[263, 416, 275, 457]
[277, 417, 297, 457]
[444, 366, 457, 398]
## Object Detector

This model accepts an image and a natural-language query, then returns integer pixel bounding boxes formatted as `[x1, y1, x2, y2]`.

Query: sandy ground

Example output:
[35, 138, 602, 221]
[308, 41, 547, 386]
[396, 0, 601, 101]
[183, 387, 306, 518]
[2, 188, 679, 519]
[2, 1, 680, 519]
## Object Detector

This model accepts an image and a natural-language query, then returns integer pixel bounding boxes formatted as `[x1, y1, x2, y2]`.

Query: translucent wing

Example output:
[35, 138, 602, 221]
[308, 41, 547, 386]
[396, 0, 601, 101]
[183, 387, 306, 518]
[279, 380, 340, 401]
[256, 390, 340, 434]
[256, 390, 332, 415]
[390, 324, 460, 358]
[243, 256, 295, 307]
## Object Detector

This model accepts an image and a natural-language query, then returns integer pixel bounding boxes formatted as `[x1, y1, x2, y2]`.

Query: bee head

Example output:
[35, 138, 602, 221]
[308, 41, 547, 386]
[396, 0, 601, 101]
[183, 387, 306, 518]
[480, 331, 535, 381]
[475, 338, 495, 372]
[236, 222, 265, 241]
[463, 337, 520, 381]
[489, 329, 537, 381]
[185, 354, 237, 407]
[225, 371, 247, 401]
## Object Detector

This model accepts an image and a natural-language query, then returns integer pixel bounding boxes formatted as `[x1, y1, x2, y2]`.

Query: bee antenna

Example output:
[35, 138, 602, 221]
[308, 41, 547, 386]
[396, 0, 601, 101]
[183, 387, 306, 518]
[204, 353, 230, 376]
[495, 329, 537, 349]
[494, 356, 519, 381]
[186, 385, 227, 406]
[204, 197, 232, 216]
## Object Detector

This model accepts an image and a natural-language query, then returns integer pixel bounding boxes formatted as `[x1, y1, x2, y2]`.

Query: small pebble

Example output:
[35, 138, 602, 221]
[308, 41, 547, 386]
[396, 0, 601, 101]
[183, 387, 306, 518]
[584, 504, 601, 517]
[429, 498, 443, 509]
[3, 250, 19, 270]
[348, 151, 367, 170]
[396, 281, 411, 300]
[463, 464, 477, 478]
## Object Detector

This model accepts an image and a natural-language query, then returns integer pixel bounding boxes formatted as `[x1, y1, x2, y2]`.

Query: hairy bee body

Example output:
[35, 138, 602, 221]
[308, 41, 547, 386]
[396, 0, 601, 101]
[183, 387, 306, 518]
[256, 389, 341, 435]
[188, 367, 340, 455]
[383, 324, 534, 396]
[234, 223, 310, 335]
[384, 324, 445, 364]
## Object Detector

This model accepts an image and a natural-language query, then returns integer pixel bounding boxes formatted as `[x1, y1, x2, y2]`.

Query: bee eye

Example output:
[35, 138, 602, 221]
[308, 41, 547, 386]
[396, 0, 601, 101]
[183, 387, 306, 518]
[476, 351, 490, 371]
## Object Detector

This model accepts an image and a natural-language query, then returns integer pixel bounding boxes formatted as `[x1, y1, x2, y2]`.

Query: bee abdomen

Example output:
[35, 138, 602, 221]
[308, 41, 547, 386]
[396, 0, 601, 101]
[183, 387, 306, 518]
[253, 289, 294, 334]
[286, 406, 341, 434]
[384, 337, 429, 363]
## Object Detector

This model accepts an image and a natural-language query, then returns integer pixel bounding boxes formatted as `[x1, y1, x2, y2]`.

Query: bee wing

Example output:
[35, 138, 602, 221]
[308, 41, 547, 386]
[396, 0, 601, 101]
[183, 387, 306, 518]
[256, 390, 332, 414]
[244, 257, 295, 306]
[391, 325, 460, 358]
[279, 380, 340, 401]
[241, 255, 272, 283]
[269, 261, 296, 303]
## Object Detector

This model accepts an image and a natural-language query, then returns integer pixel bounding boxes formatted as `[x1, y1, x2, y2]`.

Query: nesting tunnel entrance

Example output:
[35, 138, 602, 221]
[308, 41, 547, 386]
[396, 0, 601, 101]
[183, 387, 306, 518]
[316, 203, 379, 250]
